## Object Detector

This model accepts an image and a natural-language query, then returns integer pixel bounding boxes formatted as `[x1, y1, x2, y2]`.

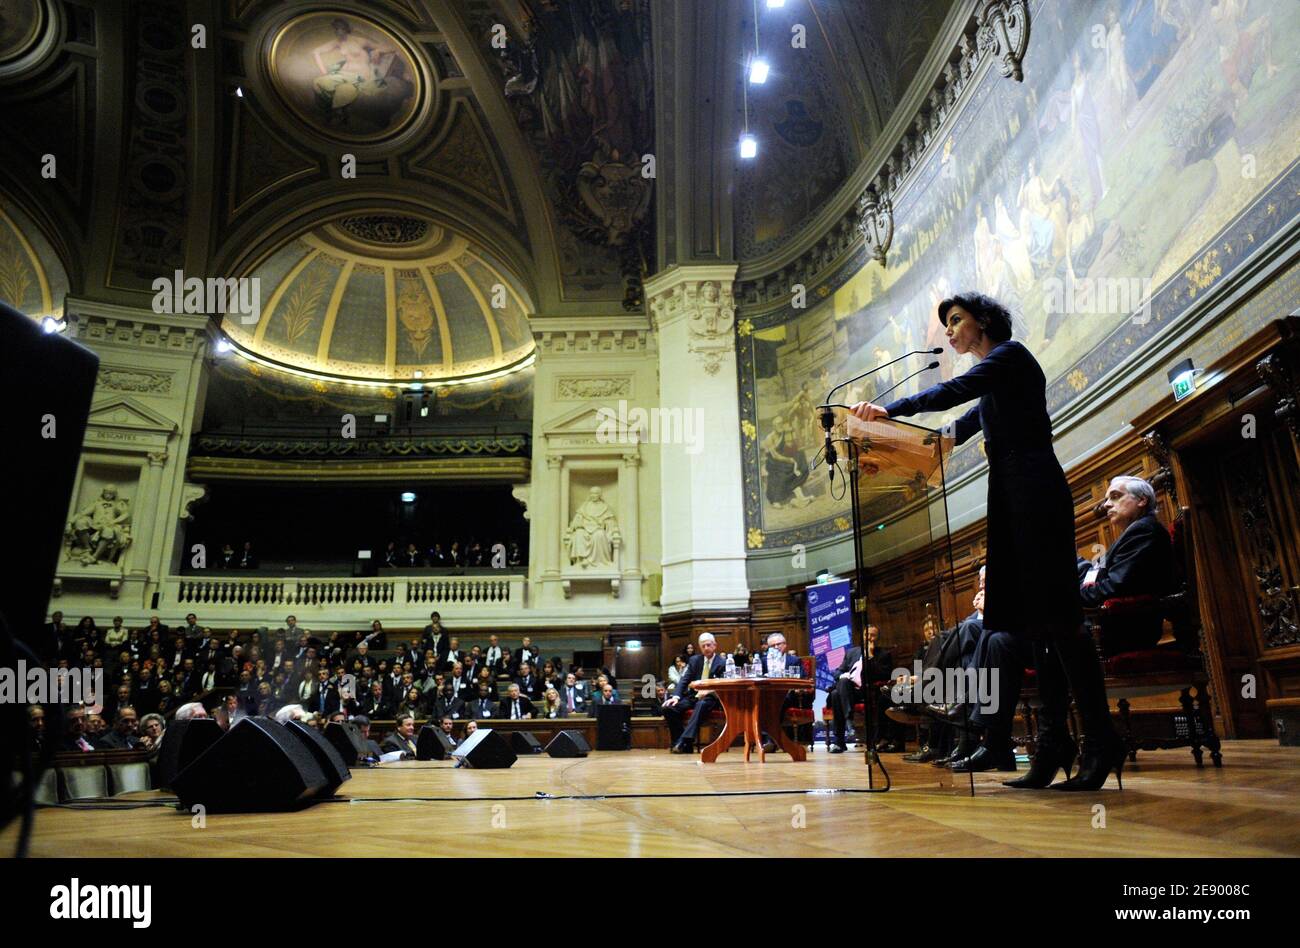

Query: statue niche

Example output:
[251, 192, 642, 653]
[66, 484, 132, 566]
[562, 486, 621, 570]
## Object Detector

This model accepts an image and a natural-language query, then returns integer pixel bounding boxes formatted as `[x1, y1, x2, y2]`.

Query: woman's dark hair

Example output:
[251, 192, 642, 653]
[937, 293, 1013, 343]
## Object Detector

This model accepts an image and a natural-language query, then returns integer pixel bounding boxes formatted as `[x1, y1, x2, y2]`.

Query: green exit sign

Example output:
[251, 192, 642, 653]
[1171, 376, 1194, 401]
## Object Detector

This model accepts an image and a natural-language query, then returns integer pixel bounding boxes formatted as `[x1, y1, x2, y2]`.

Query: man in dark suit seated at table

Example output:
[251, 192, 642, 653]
[1078, 475, 1174, 653]
[827, 625, 893, 753]
[661, 633, 727, 754]
[758, 632, 804, 752]
[381, 713, 419, 758]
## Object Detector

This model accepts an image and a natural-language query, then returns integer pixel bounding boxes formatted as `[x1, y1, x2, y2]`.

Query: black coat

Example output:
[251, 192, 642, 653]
[671, 653, 727, 701]
[886, 340, 1081, 638]
[1079, 513, 1174, 649]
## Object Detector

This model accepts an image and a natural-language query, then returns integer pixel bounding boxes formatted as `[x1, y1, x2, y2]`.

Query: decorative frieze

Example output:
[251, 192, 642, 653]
[555, 376, 633, 400]
[99, 365, 175, 394]
[535, 328, 651, 354]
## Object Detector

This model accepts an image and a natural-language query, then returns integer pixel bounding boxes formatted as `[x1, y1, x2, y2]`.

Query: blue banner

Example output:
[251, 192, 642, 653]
[806, 579, 852, 726]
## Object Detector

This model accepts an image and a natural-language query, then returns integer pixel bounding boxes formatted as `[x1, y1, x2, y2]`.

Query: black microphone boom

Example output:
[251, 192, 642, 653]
[818, 349, 941, 479]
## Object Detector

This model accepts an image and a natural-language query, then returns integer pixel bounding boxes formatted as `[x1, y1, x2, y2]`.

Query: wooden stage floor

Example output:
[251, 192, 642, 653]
[7, 739, 1299, 857]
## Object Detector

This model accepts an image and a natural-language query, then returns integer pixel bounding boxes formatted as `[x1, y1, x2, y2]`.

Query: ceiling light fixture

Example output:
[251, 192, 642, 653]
[749, 58, 769, 84]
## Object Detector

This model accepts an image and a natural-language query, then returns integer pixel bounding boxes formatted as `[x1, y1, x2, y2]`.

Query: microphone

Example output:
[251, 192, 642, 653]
[818, 349, 942, 479]
[863, 361, 940, 409]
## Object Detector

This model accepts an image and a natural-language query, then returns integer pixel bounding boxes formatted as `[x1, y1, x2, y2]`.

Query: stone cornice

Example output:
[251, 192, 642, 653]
[63, 297, 211, 355]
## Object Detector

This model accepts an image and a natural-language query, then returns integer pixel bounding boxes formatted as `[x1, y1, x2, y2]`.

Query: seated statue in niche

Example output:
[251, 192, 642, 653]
[66, 485, 132, 566]
[562, 487, 621, 570]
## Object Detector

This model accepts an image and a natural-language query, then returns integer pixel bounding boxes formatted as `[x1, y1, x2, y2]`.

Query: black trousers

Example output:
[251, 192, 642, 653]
[661, 694, 719, 746]
[970, 630, 1025, 748]
[829, 677, 864, 745]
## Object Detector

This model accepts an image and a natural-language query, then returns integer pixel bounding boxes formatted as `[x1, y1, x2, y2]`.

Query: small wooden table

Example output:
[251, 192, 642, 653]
[690, 677, 815, 763]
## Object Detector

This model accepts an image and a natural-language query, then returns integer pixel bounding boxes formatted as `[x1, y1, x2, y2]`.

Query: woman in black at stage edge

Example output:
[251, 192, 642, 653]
[849, 292, 1124, 791]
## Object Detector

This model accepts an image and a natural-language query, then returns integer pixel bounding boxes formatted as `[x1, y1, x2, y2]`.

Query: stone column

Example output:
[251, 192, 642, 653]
[645, 264, 749, 615]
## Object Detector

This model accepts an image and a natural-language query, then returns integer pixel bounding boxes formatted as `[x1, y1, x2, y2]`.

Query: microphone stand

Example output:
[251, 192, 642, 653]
[819, 358, 940, 784]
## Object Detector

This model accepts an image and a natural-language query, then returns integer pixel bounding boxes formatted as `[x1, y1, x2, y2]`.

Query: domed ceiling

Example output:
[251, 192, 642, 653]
[221, 213, 534, 385]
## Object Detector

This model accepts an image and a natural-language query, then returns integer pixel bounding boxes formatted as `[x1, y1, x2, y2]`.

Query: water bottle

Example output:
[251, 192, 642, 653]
[752, 655, 762, 680]
[724, 653, 736, 679]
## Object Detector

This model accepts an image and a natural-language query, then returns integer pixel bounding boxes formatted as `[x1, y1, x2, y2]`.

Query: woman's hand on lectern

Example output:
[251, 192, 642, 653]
[848, 401, 889, 422]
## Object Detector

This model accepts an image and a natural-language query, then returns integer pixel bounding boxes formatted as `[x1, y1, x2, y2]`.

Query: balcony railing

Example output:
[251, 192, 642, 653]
[164, 573, 525, 623]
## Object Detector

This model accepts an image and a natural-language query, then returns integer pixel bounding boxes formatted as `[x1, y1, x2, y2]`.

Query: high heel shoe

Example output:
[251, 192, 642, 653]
[1003, 737, 1077, 790]
[1053, 737, 1125, 791]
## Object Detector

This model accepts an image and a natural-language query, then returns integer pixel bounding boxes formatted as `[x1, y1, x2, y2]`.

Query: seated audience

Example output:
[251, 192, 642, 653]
[558, 672, 590, 715]
[433, 681, 466, 721]
[438, 715, 459, 747]
[61, 705, 96, 752]
[593, 682, 620, 707]
[138, 713, 165, 755]
[350, 715, 383, 759]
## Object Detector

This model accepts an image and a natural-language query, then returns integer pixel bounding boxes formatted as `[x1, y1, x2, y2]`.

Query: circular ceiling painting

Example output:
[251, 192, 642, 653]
[267, 11, 423, 141]
[223, 213, 535, 385]
[0, 0, 45, 64]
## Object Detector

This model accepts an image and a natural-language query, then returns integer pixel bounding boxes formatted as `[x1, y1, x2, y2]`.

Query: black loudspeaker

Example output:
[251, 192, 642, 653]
[325, 721, 369, 765]
[416, 725, 456, 760]
[156, 718, 223, 789]
[545, 730, 591, 758]
[595, 704, 633, 750]
[283, 720, 351, 795]
[172, 717, 330, 812]
[510, 731, 544, 754]
[450, 728, 517, 769]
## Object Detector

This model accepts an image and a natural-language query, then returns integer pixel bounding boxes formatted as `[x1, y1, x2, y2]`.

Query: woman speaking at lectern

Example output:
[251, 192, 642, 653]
[849, 293, 1123, 791]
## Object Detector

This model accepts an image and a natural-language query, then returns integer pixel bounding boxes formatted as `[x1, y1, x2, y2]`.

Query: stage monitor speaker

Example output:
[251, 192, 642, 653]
[171, 717, 330, 812]
[283, 720, 350, 795]
[510, 731, 544, 754]
[417, 725, 456, 760]
[545, 730, 590, 758]
[595, 704, 632, 750]
[450, 728, 517, 769]
[325, 721, 369, 765]
[156, 718, 223, 789]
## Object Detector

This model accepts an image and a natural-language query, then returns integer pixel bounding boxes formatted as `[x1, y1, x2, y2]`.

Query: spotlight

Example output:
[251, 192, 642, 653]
[215, 338, 232, 354]
[407, 381, 423, 391]
[766, 0, 786, 7]
[234, 86, 244, 98]
[400, 492, 416, 503]
[739, 133, 757, 159]
[749, 58, 770, 84]
[40, 316, 63, 334]
[412, 369, 424, 379]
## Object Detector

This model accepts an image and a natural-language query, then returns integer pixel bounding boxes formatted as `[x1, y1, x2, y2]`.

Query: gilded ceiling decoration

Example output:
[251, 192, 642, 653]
[221, 213, 534, 385]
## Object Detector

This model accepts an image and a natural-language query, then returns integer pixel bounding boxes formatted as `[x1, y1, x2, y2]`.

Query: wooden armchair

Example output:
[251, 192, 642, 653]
[1084, 507, 1223, 767]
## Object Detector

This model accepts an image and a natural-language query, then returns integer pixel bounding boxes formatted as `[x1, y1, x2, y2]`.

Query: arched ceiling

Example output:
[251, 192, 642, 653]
[0, 0, 959, 332]
[222, 212, 534, 384]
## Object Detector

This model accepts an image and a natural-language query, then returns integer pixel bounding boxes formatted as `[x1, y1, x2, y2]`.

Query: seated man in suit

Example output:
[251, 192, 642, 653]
[557, 672, 591, 715]
[433, 681, 466, 721]
[437, 715, 459, 748]
[351, 714, 384, 759]
[469, 682, 498, 719]
[661, 632, 728, 753]
[827, 625, 893, 753]
[500, 682, 534, 720]
[381, 713, 419, 758]
[1078, 475, 1175, 653]
[514, 662, 544, 702]
[758, 632, 803, 752]
[592, 682, 620, 707]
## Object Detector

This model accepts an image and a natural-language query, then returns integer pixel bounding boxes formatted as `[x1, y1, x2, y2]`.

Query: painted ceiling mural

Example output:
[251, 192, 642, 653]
[740, 0, 1300, 551]
[735, 0, 953, 260]
[221, 213, 535, 385]
[0, 194, 67, 319]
